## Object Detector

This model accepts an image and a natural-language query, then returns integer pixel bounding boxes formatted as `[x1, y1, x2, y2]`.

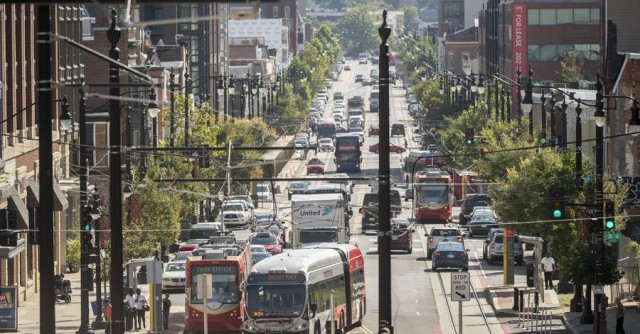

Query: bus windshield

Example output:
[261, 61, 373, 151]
[418, 184, 448, 203]
[246, 284, 306, 318]
[190, 264, 238, 304]
[317, 123, 336, 138]
[335, 137, 359, 151]
[335, 152, 360, 162]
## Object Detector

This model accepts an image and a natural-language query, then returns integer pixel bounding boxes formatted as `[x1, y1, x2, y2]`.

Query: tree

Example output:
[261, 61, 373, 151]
[404, 6, 419, 28]
[336, 5, 379, 56]
[558, 50, 587, 82]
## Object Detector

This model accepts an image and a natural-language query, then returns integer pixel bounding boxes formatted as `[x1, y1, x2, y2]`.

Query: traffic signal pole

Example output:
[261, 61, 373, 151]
[378, 11, 393, 334]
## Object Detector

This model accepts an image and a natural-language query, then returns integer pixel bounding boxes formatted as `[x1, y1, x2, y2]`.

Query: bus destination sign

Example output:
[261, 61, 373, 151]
[249, 273, 305, 283]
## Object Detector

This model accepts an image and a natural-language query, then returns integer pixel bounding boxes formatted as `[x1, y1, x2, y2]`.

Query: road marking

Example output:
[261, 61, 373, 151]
[416, 311, 421, 316]
[369, 238, 377, 243]
[368, 247, 377, 252]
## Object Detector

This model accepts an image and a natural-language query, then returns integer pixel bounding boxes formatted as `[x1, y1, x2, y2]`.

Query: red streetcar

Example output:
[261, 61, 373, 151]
[414, 168, 454, 224]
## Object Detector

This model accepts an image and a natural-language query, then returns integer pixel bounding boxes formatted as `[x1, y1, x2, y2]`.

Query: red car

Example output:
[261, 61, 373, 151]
[390, 218, 414, 254]
[306, 157, 325, 174]
[368, 124, 380, 136]
[368, 143, 406, 154]
[249, 232, 282, 255]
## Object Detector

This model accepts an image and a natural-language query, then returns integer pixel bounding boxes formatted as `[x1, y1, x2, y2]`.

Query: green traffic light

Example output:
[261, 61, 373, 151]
[605, 220, 615, 229]
[553, 210, 562, 219]
[540, 138, 547, 145]
[84, 224, 91, 231]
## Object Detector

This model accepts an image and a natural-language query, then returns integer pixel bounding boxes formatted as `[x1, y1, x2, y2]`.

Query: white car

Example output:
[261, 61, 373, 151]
[162, 260, 186, 290]
[318, 138, 334, 152]
[255, 184, 272, 202]
[221, 211, 250, 227]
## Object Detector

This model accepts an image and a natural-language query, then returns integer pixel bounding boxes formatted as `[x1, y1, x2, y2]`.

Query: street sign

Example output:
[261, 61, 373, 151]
[604, 232, 621, 241]
[451, 272, 470, 301]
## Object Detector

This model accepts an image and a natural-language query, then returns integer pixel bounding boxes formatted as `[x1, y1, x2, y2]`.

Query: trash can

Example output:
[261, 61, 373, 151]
[526, 261, 535, 287]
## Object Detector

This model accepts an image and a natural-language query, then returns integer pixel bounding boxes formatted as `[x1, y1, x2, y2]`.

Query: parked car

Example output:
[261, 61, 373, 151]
[368, 124, 380, 136]
[390, 218, 414, 254]
[482, 228, 503, 260]
[306, 157, 325, 175]
[432, 242, 469, 271]
[162, 260, 187, 291]
[287, 181, 310, 200]
[467, 213, 499, 238]
[369, 142, 406, 154]
[426, 226, 464, 259]
[318, 138, 334, 152]
[459, 194, 493, 225]
[486, 233, 524, 265]
[249, 232, 282, 255]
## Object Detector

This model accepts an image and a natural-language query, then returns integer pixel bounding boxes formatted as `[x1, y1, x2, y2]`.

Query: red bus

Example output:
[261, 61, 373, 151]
[414, 168, 454, 224]
[184, 243, 251, 333]
[450, 170, 492, 202]
[243, 243, 365, 333]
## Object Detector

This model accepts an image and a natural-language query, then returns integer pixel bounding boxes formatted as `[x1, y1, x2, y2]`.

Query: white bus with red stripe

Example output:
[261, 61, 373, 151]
[243, 244, 365, 333]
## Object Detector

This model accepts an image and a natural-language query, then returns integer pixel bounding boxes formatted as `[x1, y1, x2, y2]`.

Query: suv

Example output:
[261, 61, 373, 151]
[486, 233, 524, 265]
[390, 217, 414, 254]
[391, 123, 405, 136]
[360, 193, 379, 230]
[459, 194, 492, 225]
[426, 226, 464, 259]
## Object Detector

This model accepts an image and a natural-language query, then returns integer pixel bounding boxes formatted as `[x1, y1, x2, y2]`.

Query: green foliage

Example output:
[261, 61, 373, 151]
[436, 102, 491, 169]
[122, 178, 182, 260]
[66, 237, 80, 272]
[403, 6, 419, 27]
[336, 5, 380, 56]
[557, 50, 587, 82]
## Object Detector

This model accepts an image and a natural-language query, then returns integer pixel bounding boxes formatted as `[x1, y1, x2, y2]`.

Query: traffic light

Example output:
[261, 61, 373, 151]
[548, 187, 565, 220]
[464, 128, 474, 145]
[540, 130, 547, 146]
[604, 200, 615, 230]
[81, 204, 94, 249]
[427, 102, 434, 110]
[480, 147, 489, 158]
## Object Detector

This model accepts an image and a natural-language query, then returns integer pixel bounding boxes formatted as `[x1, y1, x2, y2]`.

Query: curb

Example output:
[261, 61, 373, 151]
[561, 313, 581, 334]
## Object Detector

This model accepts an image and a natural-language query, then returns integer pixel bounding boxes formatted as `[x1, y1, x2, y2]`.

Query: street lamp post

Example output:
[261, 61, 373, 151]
[170, 69, 176, 147]
[185, 72, 191, 146]
[107, 9, 125, 333]
[90, 188, 105, 330]
[149, 89, 160, 149]
[522, 65, 534, 136]
[516, 65, 522, 126]
[540, 91, 547, 144]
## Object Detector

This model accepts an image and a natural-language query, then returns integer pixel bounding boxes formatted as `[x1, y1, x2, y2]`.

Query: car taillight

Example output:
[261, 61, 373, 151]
[428, 237, 433, 243]
[459, 252, 466, 256]
[456, 237, 463, 242]
[434, 252, 441, 256]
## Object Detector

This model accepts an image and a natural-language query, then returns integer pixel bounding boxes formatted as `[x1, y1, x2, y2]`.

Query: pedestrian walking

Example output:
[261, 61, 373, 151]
[125, 288, 136, 331]
[103, 299, 113, 334]
[134, 288, 148, 330]
[541, 252, 556, 289]
[616, 297, 626, 334]
[162, 293, 172, 330]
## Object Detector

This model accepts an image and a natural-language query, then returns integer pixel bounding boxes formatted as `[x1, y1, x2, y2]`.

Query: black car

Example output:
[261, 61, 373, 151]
[360, 193, 379, 230]
[459, 194, 492, 225]
[355, 74, 364, 82]
[467, 213, 499, 237]
[391, 123, 405, 136]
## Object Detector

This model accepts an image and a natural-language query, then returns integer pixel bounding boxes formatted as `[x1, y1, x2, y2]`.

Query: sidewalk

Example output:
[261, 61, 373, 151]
[17, 270, 184, 333]
[486, 284, 640, 333]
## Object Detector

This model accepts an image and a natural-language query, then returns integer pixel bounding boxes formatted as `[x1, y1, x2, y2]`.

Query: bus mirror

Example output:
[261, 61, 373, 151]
[310, 303, 318, 316]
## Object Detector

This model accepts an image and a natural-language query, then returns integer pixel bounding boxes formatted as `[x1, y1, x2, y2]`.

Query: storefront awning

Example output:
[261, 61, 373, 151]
[53, 183, 69, 211]
[7, 188, 29, 230]
[0, 239, 26, 259]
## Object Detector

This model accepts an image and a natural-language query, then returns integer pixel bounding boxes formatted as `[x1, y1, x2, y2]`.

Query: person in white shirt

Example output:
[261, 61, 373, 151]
[541, 252, 556, 289]
[134, 288, 147, 330]
[125, 288, 136, 331]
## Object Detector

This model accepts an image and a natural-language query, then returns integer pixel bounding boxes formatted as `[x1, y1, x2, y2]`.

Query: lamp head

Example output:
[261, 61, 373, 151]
[123, 184, 134, 199]
[59, 96, 73, 132]
[147, 89, 160, 118]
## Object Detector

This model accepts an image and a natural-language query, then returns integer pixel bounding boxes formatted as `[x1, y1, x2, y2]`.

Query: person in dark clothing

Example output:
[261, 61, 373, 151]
[616, 297, 626, 334]
[162, 293, 172, 330]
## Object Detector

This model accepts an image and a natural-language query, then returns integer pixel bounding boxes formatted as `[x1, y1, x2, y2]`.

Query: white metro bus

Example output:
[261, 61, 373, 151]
[243, 244, 366, 333]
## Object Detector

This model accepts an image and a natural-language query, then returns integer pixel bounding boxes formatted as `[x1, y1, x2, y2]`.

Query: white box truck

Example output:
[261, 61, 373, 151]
[290, 193, 349, 248]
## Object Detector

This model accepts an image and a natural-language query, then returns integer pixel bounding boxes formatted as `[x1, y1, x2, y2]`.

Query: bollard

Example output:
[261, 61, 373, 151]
[534, 290, 540, 313]
[519, 289, 525, 312]
[513, 287, 520, 310]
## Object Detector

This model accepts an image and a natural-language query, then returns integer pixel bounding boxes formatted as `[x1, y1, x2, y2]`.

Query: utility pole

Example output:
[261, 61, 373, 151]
[378, 10, 393, 334]
[107, 9, 125, 334]
[36, 4, 56, 332]
[226, 142, 232, 196]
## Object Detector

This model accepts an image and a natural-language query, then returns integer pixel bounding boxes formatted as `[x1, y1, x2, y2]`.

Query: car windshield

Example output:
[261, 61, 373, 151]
[300, 230, 340, 243]
[290, 183, 307, 190]
[250, 236, 277, 245]
[320, 139, 332, 144]
[308, 159, 323, 165]
[493, 235, 520, 244]
[436, 243, 465, 251]
[256, 185, 269, 192]
[472, 214, 495, 222]
[222, 204, 243, 211]
[165, 262, 186, 272]
[430, 229, 460, 237]
[246, 284, 306, 318]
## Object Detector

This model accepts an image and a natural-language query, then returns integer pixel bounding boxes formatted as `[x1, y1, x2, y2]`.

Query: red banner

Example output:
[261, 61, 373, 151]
[512, 3, 528, 77]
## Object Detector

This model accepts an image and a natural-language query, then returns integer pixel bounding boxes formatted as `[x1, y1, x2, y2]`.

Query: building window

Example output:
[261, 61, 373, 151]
[528, 9, 540, 25]
[556, 9, 572, 24]
[540, 9, 556, 25]
[273, 6, 279, 18]
[528, 44, 600, 61]
[573, 8, 590, 24]
[442, 2, 462, 17]
[284, 6, 290, 18]
[590, 9, 600, 24]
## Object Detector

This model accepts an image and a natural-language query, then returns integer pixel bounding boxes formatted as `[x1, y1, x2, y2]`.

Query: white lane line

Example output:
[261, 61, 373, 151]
[368, 238, 377, 242]
[368, 247, 377, 252]
[473, 251, 488, 279]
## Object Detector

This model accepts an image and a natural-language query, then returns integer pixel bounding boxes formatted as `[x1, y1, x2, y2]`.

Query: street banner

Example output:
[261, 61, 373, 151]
[0, 286, 17, 331]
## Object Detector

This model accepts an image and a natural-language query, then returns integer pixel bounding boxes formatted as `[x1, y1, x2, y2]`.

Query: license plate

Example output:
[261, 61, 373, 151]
[392, 237, 398, 240]
[481, 225, 487, 228]
[447, 254, 455, 259]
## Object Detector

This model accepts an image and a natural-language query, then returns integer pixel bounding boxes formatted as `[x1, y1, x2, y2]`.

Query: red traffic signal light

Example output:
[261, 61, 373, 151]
[427, 103, 434, 110]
